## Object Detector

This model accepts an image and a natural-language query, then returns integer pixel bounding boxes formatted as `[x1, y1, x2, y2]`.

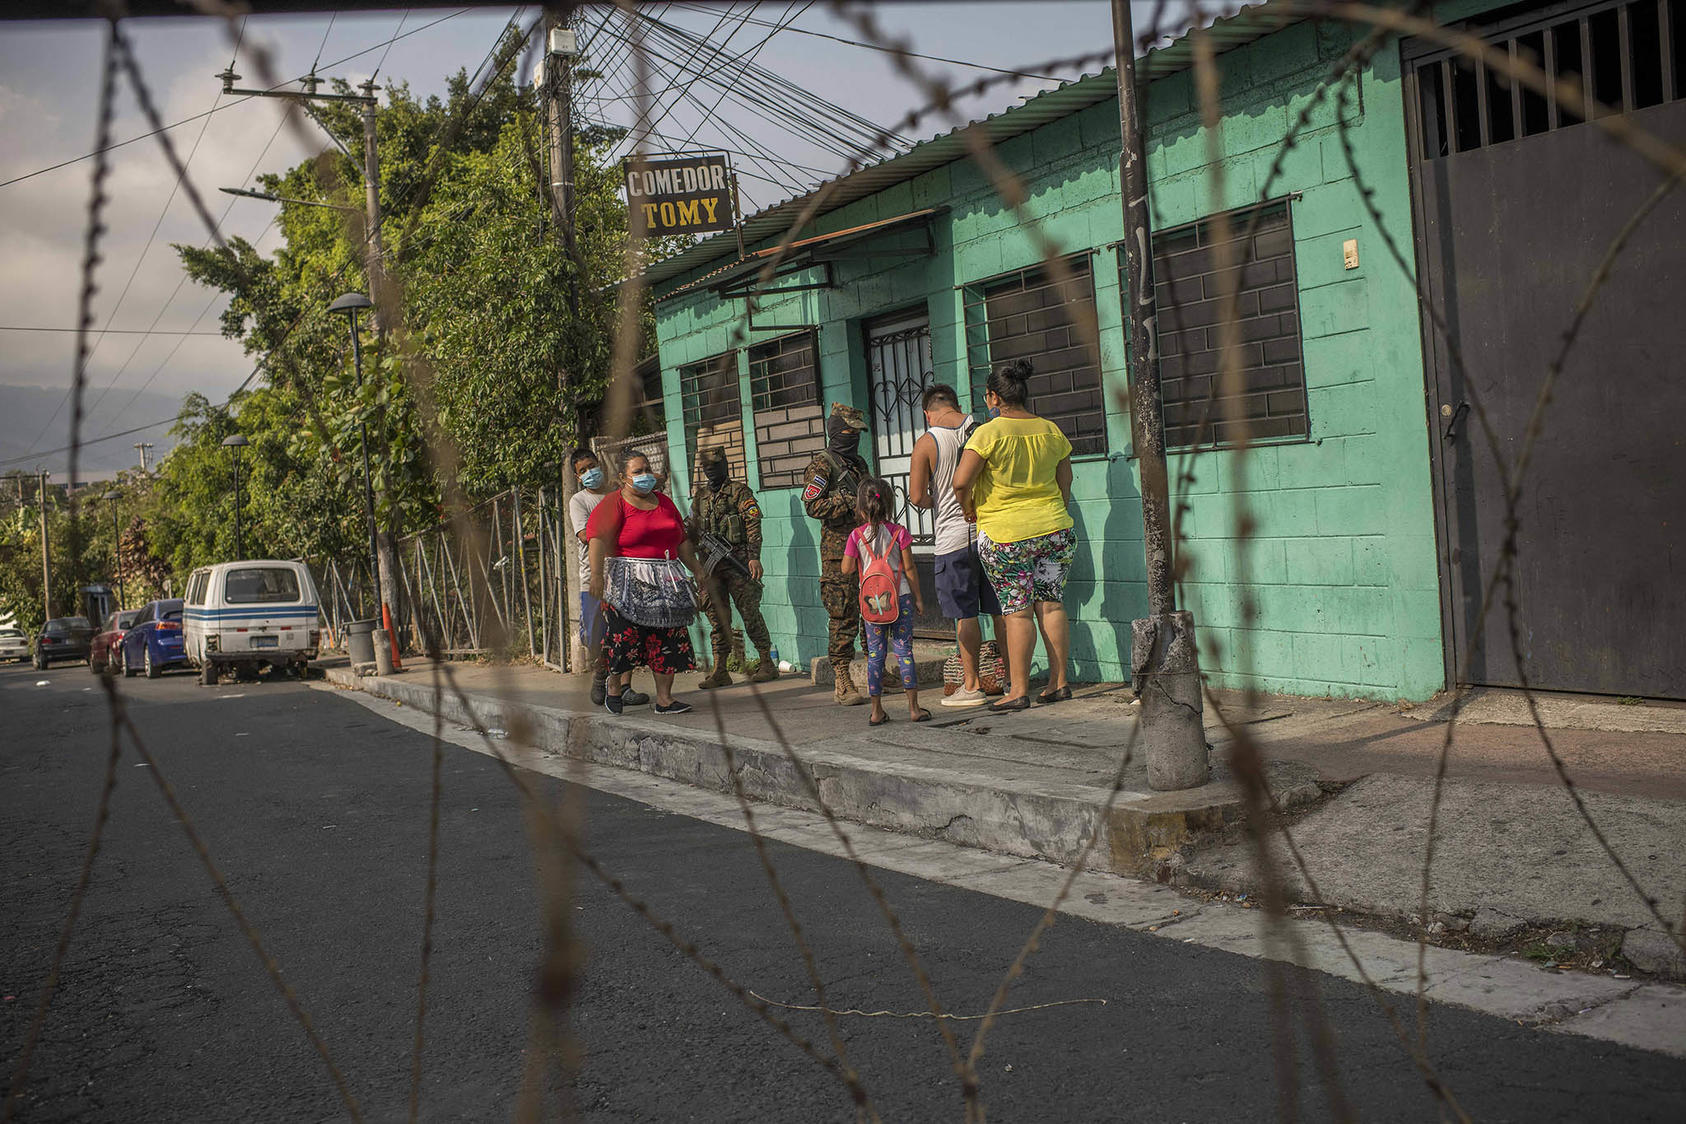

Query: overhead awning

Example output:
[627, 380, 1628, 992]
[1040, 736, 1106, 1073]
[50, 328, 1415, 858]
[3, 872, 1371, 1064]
[658, 207, 942, 302]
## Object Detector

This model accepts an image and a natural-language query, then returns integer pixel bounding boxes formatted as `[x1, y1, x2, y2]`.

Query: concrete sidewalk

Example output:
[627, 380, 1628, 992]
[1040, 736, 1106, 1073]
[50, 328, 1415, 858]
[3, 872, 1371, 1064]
[320, 658, 1686, 981]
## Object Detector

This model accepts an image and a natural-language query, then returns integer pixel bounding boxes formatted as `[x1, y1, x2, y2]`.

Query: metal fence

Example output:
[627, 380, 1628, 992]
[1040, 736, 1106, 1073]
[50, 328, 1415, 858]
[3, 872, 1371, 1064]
[393, 487, 571, 667]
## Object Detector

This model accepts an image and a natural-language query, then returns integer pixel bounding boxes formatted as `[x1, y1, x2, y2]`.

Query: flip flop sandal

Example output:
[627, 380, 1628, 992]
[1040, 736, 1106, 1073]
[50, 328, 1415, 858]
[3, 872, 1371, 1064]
[910, 708, 932, 722]
[869, 714, 889, 727]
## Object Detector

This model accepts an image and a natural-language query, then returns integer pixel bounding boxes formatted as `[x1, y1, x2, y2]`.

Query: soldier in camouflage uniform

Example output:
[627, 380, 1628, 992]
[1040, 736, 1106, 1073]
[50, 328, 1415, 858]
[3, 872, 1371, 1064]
[802, 402, 870, 706]
[691, 445, 777, 689]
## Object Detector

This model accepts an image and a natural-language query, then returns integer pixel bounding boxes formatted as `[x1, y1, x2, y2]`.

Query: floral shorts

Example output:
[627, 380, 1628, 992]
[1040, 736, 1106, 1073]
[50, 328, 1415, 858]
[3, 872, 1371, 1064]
[977, 527, 1076, 616]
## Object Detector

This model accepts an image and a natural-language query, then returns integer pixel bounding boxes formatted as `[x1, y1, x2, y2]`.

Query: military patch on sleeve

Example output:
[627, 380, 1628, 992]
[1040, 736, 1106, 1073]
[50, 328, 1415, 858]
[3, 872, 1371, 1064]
[741, 498, 762, 520]
[801, 475, 827, 504]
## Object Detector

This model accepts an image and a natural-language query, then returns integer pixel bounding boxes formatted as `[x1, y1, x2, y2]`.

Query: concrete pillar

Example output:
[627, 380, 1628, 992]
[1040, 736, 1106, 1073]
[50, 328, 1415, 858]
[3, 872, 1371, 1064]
[372, 628, 396, 677]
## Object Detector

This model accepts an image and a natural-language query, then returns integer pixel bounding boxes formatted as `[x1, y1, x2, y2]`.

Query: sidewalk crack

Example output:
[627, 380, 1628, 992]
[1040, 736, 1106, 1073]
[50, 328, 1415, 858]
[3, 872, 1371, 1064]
[1521, 983, 1644, 1028]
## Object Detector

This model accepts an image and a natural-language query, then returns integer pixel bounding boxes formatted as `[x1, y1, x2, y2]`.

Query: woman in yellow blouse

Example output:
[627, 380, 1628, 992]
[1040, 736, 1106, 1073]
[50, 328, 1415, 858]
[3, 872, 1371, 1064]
[951, 360, 1075, 712]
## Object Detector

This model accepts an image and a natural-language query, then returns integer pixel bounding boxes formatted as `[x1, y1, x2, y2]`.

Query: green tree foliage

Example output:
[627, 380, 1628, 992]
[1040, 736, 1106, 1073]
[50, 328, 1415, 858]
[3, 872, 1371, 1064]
[0, 474, 147, 631]
[149, 40, 645, 583]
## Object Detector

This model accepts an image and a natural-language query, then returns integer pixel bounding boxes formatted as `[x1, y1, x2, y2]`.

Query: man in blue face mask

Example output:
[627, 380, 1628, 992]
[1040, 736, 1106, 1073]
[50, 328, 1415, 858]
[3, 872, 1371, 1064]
[568, 447, 646, 707]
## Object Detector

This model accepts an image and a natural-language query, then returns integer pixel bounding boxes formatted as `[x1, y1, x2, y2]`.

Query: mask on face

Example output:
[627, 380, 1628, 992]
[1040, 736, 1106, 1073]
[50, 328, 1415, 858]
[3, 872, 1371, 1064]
[704, 459, 728, 490]
[579, 466, 603, 490]
[630, 473, 658, 495]
[826, 415, 861, 459]
[985, 396, 1001, 421]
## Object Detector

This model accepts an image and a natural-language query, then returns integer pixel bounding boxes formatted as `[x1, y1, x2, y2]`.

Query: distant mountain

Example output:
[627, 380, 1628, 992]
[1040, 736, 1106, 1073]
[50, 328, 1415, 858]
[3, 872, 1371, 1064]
[0, 384, 186, 478]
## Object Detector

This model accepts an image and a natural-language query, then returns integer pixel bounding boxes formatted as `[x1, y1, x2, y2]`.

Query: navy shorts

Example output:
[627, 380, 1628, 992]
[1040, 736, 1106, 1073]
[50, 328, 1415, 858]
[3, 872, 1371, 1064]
[933, 543, 1002, 620]
[579, 591, 606, 647]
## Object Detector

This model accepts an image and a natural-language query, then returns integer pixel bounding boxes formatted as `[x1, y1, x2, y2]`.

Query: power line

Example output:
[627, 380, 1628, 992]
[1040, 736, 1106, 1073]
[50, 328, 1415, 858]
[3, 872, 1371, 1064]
[0, 327, 224, 336]
[101, 111, 294, 418]
[19, 12, 543, 475]
[0, 416, 179, 470]
[13, 81, 226, 460]
[665, 0, 1062, 81]
[0, 7, 470, 192]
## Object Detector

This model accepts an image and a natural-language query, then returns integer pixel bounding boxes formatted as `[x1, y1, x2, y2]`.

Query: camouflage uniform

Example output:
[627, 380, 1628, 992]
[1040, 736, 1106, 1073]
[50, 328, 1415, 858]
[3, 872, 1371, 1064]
[689, 468, 772, 669]
[803, 404, 869, 687]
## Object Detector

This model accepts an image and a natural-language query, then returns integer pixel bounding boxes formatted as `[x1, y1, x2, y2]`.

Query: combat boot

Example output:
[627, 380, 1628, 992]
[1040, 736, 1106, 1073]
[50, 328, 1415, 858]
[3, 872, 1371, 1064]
[833, 663, 865, 706]
[698, 664, 733, 690]
[748, 658, 779, 684]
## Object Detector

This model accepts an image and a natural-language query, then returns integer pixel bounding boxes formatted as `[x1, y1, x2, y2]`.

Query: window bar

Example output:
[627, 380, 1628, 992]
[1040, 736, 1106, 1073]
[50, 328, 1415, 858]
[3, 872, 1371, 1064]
[1510, 39, 1525, 134]
[1582, 16, 1597, 120]
[1618, 3, 1636, 111]
[1660, 0, 1676, 101]
[1545, 26, 1559, 128]
[1442, 58, 1460, 151]
[1476, 56, 1492, 147]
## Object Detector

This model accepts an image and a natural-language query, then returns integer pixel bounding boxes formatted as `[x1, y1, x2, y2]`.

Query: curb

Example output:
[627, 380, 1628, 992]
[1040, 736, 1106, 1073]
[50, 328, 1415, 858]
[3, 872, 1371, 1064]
[324, 666, 1323, 876]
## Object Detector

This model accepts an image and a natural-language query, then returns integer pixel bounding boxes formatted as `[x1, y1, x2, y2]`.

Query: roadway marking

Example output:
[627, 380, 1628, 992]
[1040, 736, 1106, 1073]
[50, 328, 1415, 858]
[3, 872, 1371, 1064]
[318, 683, 1686, 1060]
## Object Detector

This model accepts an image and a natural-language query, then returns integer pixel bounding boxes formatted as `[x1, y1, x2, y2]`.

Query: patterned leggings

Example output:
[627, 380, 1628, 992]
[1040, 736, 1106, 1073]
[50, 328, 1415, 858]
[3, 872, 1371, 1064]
[863, 593, 918, 696]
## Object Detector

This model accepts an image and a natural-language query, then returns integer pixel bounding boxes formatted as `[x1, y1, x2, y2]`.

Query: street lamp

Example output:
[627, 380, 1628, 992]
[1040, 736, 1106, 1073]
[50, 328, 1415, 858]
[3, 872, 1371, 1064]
[329, 292, 382, 619]
[102, 488, 123, 608]
[219, 186, 360, 213]
[221, 434, 249, 558]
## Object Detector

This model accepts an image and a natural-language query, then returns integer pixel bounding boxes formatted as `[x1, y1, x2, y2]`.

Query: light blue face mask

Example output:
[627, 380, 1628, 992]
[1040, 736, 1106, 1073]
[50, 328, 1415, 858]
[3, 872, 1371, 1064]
[579, 466, 604, 490]
[630, 473, 658, 494]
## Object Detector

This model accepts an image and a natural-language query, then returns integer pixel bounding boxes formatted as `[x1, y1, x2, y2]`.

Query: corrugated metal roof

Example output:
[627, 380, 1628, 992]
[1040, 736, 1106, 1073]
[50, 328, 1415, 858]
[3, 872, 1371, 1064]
[637, 1, 1298, 294]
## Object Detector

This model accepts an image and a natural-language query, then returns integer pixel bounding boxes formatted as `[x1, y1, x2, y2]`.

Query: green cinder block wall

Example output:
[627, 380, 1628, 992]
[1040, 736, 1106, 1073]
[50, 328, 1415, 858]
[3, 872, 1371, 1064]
[653, 18, 1446, 701]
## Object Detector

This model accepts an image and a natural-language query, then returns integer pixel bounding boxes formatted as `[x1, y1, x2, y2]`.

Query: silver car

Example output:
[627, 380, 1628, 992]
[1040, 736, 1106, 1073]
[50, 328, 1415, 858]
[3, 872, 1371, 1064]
[0, 627, 28, 662]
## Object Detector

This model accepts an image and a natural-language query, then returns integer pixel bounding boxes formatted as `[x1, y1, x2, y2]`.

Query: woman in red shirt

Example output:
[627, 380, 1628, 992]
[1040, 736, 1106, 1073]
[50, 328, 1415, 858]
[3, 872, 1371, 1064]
[587, 452, 702, 715]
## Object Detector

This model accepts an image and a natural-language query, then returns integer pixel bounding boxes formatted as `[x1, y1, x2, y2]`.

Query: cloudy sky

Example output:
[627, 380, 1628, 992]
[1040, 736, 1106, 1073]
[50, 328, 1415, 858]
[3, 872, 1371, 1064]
[0, 2, 1168, 473]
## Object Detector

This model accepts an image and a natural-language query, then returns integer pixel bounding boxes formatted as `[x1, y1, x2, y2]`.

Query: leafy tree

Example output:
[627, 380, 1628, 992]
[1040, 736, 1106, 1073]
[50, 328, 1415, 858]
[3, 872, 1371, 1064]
[156, 42, 650, 590]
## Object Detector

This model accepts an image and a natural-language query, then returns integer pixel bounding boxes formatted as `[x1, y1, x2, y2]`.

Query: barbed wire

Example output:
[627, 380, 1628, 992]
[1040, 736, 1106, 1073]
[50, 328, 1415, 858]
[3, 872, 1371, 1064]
[14, 3, 1686, 1121]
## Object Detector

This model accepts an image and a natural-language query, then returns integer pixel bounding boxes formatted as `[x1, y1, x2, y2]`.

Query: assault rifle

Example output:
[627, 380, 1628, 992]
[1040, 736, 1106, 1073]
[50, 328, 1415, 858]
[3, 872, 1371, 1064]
[696, 529, 760, 587]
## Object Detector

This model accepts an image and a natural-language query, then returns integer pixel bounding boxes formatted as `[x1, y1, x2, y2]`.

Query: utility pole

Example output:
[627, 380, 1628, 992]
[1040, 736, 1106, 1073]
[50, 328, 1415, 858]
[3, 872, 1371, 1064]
[1113, 0, 1207, 791]
[134, 442, 153, 473]
[38, 471, 51, 623]
[545, 7, 583, 671]
[355, 76, 403, 667]
[216, 65, 401, 663]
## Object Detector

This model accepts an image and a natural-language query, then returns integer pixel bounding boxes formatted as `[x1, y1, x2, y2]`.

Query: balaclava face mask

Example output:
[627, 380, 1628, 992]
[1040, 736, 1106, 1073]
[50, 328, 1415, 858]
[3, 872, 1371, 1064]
[703, 456, 728, 490]
[826, 415, 861, 460]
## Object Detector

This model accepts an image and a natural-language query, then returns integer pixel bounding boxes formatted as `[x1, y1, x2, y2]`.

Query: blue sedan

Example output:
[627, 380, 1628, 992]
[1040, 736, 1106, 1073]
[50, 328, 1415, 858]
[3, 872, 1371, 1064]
[120, 599, 188, 679]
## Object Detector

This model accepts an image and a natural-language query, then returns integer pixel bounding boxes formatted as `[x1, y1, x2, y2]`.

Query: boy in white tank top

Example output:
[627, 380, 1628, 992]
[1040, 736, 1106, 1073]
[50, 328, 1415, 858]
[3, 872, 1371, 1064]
[908, 384, 1008, 706]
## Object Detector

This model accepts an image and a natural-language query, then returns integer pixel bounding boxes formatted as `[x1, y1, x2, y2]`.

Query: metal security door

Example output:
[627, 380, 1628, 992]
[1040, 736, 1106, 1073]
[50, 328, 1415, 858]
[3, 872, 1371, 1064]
[1407, 3, 1686, 698]
[866, 310, 949, 637]
[865, 312, 935, 548]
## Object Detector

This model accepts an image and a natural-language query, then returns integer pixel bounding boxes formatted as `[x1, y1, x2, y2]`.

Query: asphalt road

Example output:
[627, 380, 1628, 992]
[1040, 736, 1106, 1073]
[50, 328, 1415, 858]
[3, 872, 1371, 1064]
[2, 659, 1682, 1122]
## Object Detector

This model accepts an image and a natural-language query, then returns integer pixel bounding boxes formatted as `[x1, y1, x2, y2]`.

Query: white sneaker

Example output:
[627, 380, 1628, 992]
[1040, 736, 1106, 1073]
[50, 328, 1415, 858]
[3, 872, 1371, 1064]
[942, 686, 988, 707]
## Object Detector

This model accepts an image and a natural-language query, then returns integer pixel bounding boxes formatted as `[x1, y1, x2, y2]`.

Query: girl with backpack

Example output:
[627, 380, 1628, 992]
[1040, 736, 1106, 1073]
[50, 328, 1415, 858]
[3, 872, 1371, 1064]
[841, 477, 930, 726]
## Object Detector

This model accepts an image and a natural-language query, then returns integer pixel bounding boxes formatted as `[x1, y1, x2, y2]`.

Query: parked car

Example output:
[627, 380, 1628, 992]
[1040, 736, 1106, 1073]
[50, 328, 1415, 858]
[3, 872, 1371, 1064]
[183, 561, 321, 684]
[0, 626, 29, 662]
[89, 609, 143, 676]
[119, 600, 188, 679]
[33, 617, 93, 669]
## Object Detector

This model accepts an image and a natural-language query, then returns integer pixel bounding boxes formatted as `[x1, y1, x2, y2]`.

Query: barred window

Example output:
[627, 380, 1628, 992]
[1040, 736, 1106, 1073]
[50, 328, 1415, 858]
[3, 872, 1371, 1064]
[1146, 202, 1308, 449]
[679, 352, 746, 483]
[964, 254, 1107, 455]
[748, 332, 825, 490]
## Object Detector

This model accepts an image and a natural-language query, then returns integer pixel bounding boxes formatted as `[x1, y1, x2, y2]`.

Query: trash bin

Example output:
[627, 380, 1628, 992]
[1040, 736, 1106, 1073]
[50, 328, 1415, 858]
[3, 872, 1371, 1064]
[346, 618, 379, 665]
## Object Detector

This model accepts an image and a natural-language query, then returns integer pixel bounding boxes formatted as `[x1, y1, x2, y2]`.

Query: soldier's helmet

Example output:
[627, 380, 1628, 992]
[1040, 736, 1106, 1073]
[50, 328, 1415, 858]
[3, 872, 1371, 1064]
[829, 402, 866, 432]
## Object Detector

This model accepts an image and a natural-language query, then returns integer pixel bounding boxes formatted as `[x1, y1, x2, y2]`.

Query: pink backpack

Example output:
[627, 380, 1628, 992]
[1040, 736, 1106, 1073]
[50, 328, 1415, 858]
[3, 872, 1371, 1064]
[855, 527, 901, 625]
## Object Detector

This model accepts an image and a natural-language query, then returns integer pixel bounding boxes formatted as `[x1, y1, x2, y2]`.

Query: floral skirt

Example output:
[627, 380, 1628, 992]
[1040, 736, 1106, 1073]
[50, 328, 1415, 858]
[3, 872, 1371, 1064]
[601, 604, 696, 675]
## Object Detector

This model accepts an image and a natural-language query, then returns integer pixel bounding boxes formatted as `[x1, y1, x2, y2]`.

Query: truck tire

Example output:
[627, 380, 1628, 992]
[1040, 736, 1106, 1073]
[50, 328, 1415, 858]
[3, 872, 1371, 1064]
[200, 659, 217, 687]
